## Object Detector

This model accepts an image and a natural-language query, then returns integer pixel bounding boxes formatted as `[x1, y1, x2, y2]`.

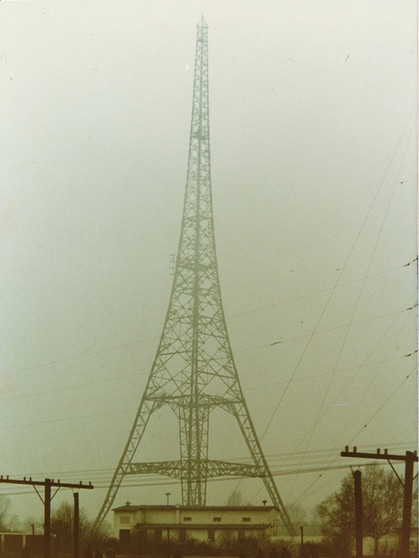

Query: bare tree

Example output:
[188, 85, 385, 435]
[51, 502, 112, 553]
[287, 503, 307, 528]
[362, 466, 404, 555]
[317, 474, 354, 558]
[224, 489, 244, 506]
[0, 496, 12, 531]
[317, 466, 407, 557]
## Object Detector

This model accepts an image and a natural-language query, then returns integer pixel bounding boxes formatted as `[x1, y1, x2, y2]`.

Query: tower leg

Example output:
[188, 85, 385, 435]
[93, 399, 156, 530]
[231, 401, 295, 534]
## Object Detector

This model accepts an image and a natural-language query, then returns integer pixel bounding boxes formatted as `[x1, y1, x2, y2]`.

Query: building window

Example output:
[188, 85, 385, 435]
[213, 517, 221, 522]
[120, 516, 131, 525]
[242, 517, 251, 522]
[208, 530, 215, 542]
[183, 517, 192, 522]
[180, 529, 186, 542]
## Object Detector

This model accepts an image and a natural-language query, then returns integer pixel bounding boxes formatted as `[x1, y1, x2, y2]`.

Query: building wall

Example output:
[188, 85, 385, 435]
[114, 505, 277, 543]
[0, 533, 43, 552]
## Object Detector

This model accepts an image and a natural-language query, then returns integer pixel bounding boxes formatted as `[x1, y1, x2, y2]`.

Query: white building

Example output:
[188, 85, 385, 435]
[113, 504, 279, 545]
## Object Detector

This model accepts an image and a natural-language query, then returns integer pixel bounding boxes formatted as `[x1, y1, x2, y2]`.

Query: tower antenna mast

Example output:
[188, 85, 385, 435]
[94, 18, 294, 536]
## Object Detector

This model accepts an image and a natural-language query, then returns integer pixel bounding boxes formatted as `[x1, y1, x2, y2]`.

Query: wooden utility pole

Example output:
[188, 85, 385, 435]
[353, 470, 363, 558]
[0, 476, 93, 558]
[341, 447, 418, 558]
[44, 479, 52, 558]
[74, 492, 80, 558]
[401, 452, 416, 558]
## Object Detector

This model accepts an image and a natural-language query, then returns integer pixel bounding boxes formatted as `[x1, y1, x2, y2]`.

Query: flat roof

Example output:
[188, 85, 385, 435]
[113, 505, 276, 512]
[131, 523, 271, 530]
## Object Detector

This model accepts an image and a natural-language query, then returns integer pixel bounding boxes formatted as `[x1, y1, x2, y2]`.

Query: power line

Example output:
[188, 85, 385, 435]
[228, 261, 415, 321]
[4, 260, 414, 379]
[1, 339, 415, 406]
[235, 302, 415, 355]
[291, 363, 417, 505]
[264, 111, 417, 506]
[3, 442, 414, 490]
[0, 460, 400, 498]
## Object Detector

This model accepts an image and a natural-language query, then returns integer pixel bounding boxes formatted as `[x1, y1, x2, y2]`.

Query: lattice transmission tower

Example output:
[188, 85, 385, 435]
[94, 18, 294, 535]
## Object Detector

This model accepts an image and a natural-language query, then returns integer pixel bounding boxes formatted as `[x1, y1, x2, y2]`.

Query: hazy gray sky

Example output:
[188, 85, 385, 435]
[1, 0, 417, 527]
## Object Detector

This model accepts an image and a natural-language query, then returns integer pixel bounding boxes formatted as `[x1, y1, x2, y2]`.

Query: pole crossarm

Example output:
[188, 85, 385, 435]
[0, 476, 94, 489]
[127, 459, 264, 479]
[341, 447, 418, 462]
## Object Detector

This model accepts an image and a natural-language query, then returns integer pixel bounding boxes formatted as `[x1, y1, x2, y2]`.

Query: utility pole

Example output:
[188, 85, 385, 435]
[44, 479, 51, 558]
[353, 470, 363, 558]
[401, 452, 416, 558]
[74, 492, 80, 558]
[0, 476, 93, 558]
[341, 447, 418, 558]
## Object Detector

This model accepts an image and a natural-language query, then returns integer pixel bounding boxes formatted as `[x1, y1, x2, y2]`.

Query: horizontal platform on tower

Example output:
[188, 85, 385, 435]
[125, 459, 266, 479]
[146, 394, 242, 407]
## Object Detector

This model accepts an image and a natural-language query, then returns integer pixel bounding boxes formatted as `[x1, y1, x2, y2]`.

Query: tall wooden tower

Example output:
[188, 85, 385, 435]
[94, 18, 294, 535]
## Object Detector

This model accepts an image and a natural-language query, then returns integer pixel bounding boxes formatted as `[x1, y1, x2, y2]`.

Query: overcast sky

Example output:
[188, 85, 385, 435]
[1, 0, 417, 528]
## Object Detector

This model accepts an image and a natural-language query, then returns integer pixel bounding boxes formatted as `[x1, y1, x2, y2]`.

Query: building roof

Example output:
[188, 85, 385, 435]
[132, 523, 271, 531]
[113, 504, 276, 512]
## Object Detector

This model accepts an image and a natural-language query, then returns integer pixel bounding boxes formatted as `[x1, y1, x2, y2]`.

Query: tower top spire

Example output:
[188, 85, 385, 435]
[198, 15, 208, 28]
